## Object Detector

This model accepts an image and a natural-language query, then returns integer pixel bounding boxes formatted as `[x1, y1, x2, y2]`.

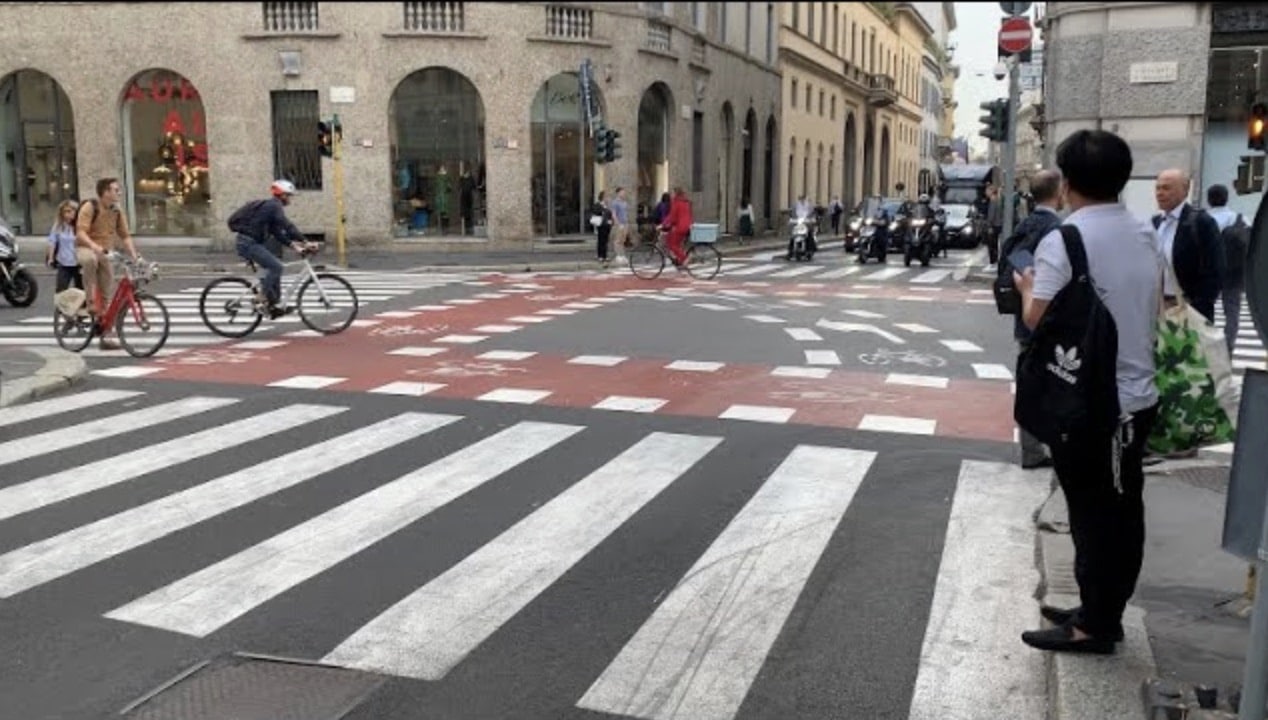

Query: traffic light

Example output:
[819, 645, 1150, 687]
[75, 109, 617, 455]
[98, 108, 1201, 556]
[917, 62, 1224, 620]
[594, 123, 609, 164]
[978, 99, 1008, 142]
[606, 129, 622, 162]
[318, 121, 333, 158]
[1249, 103, 1267, 152]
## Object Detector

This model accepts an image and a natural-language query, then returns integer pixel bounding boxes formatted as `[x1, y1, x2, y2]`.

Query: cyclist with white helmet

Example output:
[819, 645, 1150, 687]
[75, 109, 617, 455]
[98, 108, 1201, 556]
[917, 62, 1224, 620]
[226, 179, 316, 318]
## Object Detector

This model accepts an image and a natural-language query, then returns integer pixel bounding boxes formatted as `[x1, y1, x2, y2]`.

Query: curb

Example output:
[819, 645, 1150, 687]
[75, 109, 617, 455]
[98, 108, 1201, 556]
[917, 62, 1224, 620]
[1035, 481, 1159, 720]
[0, 347, 89, 408]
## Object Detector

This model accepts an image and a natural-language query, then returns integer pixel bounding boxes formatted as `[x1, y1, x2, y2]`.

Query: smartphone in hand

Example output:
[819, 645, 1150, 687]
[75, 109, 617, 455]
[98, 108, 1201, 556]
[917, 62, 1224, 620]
[1008, 248, 1035, 272]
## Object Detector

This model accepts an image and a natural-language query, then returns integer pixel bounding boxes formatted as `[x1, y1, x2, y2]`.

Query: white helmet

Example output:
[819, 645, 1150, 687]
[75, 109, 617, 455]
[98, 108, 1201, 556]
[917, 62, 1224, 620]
[270, 179, 297, 197]
[919, 193, 930, 203]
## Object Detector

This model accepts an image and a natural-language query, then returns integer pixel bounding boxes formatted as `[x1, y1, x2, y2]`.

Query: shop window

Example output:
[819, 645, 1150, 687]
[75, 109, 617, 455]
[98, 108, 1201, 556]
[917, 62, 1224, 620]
[270, 91, 322, 191]
[121, 69, 211, 236]
[390, 67, 486, 237]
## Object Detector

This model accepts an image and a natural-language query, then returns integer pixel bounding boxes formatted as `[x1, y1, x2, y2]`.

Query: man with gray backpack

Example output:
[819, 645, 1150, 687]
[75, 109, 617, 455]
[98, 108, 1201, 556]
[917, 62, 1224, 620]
[1205, 183, 1249, 355]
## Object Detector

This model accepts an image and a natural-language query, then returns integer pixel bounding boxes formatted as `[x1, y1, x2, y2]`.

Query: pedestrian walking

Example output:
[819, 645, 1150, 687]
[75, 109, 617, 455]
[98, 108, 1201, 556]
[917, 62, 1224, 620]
[1203, 183, 1249, 355]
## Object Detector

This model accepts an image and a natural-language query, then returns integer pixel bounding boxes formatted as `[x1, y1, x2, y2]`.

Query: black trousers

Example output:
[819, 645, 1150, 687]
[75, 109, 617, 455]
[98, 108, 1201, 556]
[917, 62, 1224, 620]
[595, 225, 611, 261]
[1051, 404, 1158, 638]
[55, 265, 84, 293]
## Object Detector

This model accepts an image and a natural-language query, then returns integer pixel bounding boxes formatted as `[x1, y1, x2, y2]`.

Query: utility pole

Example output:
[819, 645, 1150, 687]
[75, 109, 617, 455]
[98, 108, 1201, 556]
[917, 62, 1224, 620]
[1001, 55, 1020, 240]
[332, 114, 347, 268]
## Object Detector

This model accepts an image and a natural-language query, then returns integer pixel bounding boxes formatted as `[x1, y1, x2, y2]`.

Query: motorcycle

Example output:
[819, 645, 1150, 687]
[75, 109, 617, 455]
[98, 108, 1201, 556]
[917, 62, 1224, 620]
[788, 215, 816, 262]
[903, 209, 942, 268]
[856, 212, 890, 265]
[0, 220, 37, 307]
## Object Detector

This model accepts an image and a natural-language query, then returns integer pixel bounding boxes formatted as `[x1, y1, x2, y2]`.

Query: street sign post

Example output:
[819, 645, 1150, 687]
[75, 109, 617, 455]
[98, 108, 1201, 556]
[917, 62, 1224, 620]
[999, 16, 1033, 55]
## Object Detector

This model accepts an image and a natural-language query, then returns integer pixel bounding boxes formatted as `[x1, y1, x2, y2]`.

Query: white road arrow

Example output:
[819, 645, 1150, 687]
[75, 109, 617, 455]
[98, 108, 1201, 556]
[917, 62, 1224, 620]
[815, 318, 906, 345]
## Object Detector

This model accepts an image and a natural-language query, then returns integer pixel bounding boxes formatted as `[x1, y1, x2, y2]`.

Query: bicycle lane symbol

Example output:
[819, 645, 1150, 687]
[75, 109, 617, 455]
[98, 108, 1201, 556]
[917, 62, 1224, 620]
[856, 347, 948, 368]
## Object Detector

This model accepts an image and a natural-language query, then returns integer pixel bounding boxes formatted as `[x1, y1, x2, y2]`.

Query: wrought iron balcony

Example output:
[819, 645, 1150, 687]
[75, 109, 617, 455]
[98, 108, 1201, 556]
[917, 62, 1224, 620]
[867, 73, 897, 107]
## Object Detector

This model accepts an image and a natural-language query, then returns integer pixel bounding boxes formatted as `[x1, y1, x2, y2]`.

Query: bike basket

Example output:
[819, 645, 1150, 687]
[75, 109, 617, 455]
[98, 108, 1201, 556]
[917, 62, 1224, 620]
[690, 223, 719, 244]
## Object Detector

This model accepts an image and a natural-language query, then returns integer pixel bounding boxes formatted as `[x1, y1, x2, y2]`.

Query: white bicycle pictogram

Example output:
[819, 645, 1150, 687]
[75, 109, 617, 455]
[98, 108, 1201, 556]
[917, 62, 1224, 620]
[857, 347, 948, 368]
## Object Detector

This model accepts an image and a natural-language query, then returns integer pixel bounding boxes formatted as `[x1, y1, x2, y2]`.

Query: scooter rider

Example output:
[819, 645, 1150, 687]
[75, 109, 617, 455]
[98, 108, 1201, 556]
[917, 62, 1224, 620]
[788, 194, 819, 260]
[227, 179, 317, 319]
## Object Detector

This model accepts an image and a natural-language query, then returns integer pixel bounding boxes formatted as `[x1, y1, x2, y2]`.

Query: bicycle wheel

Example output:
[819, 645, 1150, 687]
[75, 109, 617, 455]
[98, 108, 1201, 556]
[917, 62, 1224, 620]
[53, 308, 95, 353]
[116, 292, 170, 358]
[628, 243, 665, 280]
[199, 277, 262, 338]
[684, 243, 722, 280]
[298, 273, 358, 334]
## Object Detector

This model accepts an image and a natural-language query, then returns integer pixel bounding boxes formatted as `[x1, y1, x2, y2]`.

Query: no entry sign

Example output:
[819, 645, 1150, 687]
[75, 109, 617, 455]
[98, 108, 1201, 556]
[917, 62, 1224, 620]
[999, 16, 1033, 55]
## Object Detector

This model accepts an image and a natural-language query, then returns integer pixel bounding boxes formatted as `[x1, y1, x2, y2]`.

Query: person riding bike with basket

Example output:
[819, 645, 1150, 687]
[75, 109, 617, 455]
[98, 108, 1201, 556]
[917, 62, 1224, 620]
[227, 179, 317, 319]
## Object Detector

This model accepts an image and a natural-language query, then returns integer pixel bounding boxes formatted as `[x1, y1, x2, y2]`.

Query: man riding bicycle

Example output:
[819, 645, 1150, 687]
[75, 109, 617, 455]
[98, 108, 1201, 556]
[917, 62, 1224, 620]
[228, 179, 317, 319]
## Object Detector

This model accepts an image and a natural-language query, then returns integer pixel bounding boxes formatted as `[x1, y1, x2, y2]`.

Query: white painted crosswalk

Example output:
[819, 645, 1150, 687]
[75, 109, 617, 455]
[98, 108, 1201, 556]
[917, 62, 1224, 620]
[0, 388, 1048, 719]
[0, 270, 475, 355]
[1214, 305, 1266, 373]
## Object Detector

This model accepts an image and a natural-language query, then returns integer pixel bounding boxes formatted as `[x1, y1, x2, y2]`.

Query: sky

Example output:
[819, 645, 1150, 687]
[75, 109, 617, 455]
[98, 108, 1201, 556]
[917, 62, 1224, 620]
[949, 2, 1036, 157]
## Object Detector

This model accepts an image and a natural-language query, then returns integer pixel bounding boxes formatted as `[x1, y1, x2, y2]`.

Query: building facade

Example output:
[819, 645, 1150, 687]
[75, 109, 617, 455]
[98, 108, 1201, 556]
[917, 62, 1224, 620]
[0, 1, 781, 244]
[777, 1, 936, 213]
[1042, 1, 1207, 217]
[915, 2, 956, 195]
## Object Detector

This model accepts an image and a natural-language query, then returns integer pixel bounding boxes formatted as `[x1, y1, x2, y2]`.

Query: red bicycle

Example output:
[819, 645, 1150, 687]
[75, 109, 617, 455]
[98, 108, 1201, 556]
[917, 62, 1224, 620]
[54, 251, 170, 357]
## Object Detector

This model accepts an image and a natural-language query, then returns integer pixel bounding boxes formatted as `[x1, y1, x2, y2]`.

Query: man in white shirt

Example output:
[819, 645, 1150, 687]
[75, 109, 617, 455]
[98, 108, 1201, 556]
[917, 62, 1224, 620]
[1153, 169, 1223, 323]
[1014, 129, 1162, 655]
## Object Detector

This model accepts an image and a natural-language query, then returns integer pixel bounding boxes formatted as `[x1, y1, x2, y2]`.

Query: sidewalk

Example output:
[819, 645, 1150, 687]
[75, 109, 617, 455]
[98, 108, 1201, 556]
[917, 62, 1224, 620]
[0, 346, 88, 409]
[1034, 457, 1250, 719]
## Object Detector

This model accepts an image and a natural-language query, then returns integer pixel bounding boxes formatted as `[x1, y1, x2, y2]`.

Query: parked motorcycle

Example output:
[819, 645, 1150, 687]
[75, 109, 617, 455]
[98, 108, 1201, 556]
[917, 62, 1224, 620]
[0, 220, 37, 307]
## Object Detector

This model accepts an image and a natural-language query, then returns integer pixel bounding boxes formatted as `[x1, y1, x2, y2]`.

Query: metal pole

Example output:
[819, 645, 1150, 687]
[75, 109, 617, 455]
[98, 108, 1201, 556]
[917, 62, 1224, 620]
[1238, 499, 1268, 720]
[1001, 56, 1020, 240]
[332, 114, 347, 268]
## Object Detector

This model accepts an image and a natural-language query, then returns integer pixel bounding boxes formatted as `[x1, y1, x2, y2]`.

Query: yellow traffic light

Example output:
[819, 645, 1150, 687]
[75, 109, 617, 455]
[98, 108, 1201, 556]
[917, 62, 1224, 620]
[1250, 103, 1267, 152]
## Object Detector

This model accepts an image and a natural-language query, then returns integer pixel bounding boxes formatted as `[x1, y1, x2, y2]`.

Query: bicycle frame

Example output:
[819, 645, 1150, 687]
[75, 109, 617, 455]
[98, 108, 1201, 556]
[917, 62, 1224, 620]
[244, 255, 335, 309]
[97, 255, 156, 333]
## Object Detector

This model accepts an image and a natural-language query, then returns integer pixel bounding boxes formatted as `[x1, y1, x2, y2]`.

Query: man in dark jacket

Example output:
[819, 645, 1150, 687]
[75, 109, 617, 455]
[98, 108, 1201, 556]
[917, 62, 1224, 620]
[1153, 169, 1223, 322]
[997, 168, 1064, 468]
[228, 179, 315, 318]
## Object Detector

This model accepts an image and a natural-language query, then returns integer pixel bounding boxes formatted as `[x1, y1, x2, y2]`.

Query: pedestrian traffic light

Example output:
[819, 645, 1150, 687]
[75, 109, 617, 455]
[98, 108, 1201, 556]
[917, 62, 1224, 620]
[318, 121, 333, 158]
[1249, 103, 1267, 152]
[978, 99, 1008, 142]
[606, 129, 622, 162]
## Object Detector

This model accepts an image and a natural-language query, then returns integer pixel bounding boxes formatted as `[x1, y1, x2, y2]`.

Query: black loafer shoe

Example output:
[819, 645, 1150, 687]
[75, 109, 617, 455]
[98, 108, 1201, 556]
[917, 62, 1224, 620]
[1021, 625, 1115, 654]
[1039, 605, 1125, 641]
[1022, 457, 1054, 470]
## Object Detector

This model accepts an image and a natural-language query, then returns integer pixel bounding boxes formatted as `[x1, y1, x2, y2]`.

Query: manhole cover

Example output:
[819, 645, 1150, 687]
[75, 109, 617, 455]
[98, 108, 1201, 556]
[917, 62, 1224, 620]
[120, 653, 384, 720]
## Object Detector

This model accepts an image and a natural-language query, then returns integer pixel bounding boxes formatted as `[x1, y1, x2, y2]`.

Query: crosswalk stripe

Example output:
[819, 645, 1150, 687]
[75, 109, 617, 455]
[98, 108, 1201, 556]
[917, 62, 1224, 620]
[863, 267, 907, 281]
[0, 404, 345, 522]
[106, 421, 583, 637]
[0, 396, 238, 467]
[0, 412, 458, 598]
[767, 265, 824, 278]
[816, 266, 861, 279]
[906, 460, 1049, 719]
[0, 388, 141, 429]
[910, 269, 952, 283]
[577, 445, 875, 720]
[725, 263, 782, 276]
[322, 431, 722, 680]
[0, 337, 224, 347]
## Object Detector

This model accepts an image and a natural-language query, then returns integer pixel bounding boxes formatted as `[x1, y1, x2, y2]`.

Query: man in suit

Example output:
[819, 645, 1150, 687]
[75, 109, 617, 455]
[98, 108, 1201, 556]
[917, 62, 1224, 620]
[998, 168, 1065, 469]
[1153, 169, 1223, 322]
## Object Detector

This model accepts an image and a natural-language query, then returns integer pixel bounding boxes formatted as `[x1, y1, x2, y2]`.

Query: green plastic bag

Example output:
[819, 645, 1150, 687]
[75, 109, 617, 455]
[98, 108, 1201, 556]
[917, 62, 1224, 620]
[1148, 300, 1237, 454]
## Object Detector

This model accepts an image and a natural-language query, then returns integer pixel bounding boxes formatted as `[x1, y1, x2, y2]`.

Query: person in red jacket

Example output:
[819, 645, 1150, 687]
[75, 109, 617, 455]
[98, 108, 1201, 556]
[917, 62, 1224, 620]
[660, 187, 693, 266]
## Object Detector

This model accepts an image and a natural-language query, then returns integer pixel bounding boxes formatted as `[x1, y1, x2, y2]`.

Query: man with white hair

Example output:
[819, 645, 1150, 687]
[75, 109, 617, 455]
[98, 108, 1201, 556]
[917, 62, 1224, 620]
[1153, 168, 1223, 323]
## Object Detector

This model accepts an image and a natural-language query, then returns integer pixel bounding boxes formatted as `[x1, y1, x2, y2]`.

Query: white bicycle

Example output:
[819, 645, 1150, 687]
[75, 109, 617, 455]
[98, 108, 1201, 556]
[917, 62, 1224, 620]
[198, 245, 358, 338]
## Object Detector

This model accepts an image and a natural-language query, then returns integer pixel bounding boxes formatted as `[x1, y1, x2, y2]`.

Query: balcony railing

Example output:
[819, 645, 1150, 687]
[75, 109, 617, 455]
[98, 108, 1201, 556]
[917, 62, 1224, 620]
[646, 19, 672, 53]
[867, 73, 897, 107]
[546, 5, 593, 39]
[404, 1, 465, 32]
[263, 1, 319, 32]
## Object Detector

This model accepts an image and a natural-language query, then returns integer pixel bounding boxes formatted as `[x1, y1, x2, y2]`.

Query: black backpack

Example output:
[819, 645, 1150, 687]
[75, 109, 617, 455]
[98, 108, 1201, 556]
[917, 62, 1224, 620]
[1015, 225, 1122, 446]
[227, 199, 269, 236]
[1221, 213, 1250, 288]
